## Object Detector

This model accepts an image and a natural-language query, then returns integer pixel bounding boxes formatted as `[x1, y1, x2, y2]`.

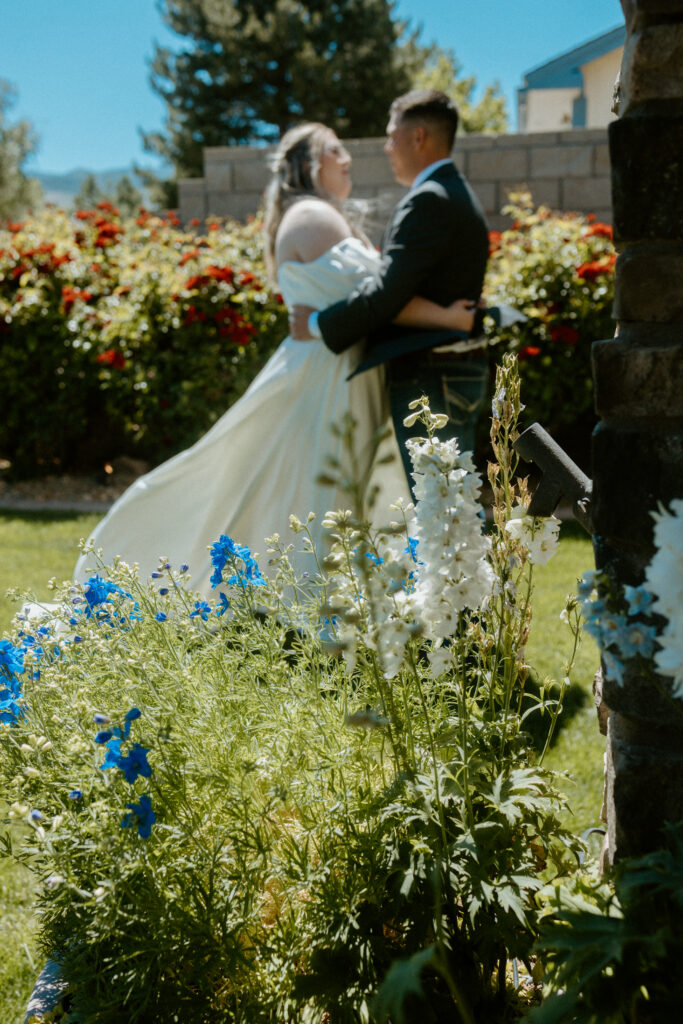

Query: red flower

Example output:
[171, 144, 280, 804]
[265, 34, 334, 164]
[238, 271, 261, 289]
[584, 222, 613, 240]
[488, 230, 503, 254]
[179, 248, 200, 266]
[7, 221, 24, 232]
[518, 345, 541, 361]
[75, 210, 95, 220]
[190, 218, 201, 227]
[549, 324, 580, 346]
[97, 348, 126, 369]
[61, 285, 93, 312]
[97, 201, 119, 216]
[576, 255, 616, 281]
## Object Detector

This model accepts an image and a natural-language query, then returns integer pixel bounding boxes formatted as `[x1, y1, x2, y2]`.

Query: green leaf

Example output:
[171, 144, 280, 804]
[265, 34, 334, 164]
[372, 945, 436, 1024]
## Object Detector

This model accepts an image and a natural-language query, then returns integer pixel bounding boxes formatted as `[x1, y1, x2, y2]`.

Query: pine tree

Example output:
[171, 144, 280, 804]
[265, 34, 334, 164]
[405, 44, 508, 134]
[0, 80, 41, 218]
[73, 173, 105, 212]
[142, 0, 412, 191]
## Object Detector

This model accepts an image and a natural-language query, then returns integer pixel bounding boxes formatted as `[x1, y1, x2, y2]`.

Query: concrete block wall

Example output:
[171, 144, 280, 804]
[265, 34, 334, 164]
[178, 127, 612, 239]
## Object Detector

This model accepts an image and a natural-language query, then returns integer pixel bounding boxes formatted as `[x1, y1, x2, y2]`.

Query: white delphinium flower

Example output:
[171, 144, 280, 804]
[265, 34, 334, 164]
[404, 426, 493, 648]
[505, 505, 560, 566]
[645, 499, 683, 698]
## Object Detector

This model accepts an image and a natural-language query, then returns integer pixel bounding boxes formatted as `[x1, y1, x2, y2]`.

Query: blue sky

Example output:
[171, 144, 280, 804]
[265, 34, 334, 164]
[1, 0, 624, 173]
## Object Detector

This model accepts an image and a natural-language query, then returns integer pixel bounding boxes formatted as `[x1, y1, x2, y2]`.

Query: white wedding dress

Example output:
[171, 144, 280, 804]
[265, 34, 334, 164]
[73, 238, 410, 596]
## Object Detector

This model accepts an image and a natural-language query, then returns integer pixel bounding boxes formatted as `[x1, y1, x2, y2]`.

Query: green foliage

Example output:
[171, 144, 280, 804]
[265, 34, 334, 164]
[528, 820, 683, 1023]
[406, 45, 508, 134]
[0, 206, 287, 478]
[143, 0, 414, 194]
[485, 195, 615, 467]
[0, 79, 41, 219]
[0, 363, 585, 1021]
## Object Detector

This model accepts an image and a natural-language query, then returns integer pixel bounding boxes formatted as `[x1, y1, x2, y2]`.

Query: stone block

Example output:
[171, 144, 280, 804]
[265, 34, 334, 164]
[593, 335, 683, 416]
[591, 420, 683, 545]
[177, 179, 207, 226]
[347, 154, 393, 186]
[472, 181, 497, 215]
[233, 160, 270, 191]
[610, 115, 683, 241]
[563, 175, 612, 211]
[468, 146, 528, 180]
[614, 242, 683, 321]
[531, 144, 593, 178]
[594, 142, 611, 176]
[204, 161, 234, 190]
[620, 25, 683, 114]
[605, 710, 683, 861]
[527, 178, 560, 209]
[206, 190, 264, 222]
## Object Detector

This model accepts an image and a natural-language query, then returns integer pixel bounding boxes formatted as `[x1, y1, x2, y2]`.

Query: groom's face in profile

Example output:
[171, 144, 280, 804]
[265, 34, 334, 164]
[384, 113, 421, 187]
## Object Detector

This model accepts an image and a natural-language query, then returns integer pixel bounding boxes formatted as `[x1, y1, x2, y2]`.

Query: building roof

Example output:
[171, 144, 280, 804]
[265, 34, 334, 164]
[520, 25, 625, 91]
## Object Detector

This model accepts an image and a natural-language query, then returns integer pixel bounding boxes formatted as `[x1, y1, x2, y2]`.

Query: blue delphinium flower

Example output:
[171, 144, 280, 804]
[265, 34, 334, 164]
[155, 612, 167, 622]
[117, 743, 152, 784]
[209, 535, 266, 589]
[100, 736, 124, 770]
[94, 730, 114, 744]
[190, 601, 212, 621]
[619, 622, 657, 660]
[68, 789, 82, 801]
[0, 638, 24, 680]
[216, 593, 230, 617]
[623, 584, 654, 617]
[121, 794, 156, 839]
[1, 639, 26, 724]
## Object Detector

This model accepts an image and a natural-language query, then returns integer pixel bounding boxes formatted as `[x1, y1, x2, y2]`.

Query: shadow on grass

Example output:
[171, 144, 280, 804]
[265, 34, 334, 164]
[521, 667, 591, 754]
[0, 509, 98, 524]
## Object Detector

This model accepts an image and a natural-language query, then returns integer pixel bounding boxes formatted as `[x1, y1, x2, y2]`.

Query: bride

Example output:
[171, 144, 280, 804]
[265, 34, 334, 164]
[74, 122, 475, 595]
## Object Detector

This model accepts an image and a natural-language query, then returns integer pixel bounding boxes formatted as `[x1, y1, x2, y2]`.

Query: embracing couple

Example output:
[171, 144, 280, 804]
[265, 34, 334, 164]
[75, 89, 490, 595]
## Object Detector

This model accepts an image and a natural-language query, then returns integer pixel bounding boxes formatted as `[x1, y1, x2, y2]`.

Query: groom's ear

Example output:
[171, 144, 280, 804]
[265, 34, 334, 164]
[412, 123, 427, 149]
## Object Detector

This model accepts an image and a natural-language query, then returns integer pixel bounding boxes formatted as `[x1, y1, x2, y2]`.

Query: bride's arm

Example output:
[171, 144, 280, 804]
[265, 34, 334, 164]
[393, 295, 477, 333]
[275, 199, 351, 267]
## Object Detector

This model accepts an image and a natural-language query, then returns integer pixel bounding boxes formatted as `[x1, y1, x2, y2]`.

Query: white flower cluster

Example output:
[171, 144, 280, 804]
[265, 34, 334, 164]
[504, 505, 560, 566]
[323, 405, 494, 681]
[645, 498, 683, 699]
[404, 431, 493, 647]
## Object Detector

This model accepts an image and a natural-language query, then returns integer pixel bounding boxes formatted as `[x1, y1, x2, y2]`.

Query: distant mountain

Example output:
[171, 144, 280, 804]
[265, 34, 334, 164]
[30, 166, 164, 208]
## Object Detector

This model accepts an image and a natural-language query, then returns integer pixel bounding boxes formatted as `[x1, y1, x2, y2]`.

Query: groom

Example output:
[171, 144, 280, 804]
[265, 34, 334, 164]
[291, 88, 490, 484]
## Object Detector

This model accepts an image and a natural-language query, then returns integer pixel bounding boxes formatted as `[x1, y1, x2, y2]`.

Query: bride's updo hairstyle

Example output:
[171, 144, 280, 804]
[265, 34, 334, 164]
[263, 121, 341, 279]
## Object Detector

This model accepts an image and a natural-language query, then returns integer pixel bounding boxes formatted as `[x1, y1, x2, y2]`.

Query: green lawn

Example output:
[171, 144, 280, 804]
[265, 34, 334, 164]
[0, 512, 605, 1022]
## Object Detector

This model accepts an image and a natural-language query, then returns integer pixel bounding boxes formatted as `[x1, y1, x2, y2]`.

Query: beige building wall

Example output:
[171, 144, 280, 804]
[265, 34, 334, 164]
[178, 127, 613, 238]
[523, 87, 580, 132]
[582, 48, 623, 127]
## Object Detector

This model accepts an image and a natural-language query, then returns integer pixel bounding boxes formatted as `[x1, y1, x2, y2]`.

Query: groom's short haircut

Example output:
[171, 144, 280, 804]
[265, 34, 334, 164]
[390, 89, 459, 151]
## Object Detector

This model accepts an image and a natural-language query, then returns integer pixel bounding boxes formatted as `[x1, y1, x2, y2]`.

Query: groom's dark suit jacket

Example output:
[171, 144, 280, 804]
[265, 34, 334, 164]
[318, 161, 489, 372]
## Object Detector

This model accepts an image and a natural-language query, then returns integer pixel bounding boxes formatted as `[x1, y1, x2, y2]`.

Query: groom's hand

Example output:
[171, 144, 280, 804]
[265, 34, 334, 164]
[290, 305, 316, 341]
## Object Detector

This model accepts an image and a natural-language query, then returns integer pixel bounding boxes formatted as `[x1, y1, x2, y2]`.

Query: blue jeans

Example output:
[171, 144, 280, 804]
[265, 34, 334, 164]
[388, 350, 489, 491]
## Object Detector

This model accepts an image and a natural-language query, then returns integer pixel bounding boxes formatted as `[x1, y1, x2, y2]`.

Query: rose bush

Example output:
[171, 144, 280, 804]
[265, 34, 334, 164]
[0, 205, 287, 477]
[0, 195, 614, 478]
[485, 194, 615, 468]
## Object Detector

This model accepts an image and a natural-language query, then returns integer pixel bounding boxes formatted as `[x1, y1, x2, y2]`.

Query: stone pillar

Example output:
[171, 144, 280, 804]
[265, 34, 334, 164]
[592, 0, 683, 863]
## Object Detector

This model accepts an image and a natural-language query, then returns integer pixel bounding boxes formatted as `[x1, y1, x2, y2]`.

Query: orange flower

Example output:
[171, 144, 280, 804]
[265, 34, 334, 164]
[97, 348, 126, 369]
[488, 230, 502, 254]
[584, 222, 613, 240]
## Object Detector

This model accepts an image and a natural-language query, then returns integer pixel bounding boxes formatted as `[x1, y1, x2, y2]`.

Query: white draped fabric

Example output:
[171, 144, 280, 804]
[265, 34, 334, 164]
[74, 238, 410, 595]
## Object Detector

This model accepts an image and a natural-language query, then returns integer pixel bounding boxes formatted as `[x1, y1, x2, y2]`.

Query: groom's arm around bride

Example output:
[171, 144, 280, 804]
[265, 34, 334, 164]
[292, 89, 490, 483]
